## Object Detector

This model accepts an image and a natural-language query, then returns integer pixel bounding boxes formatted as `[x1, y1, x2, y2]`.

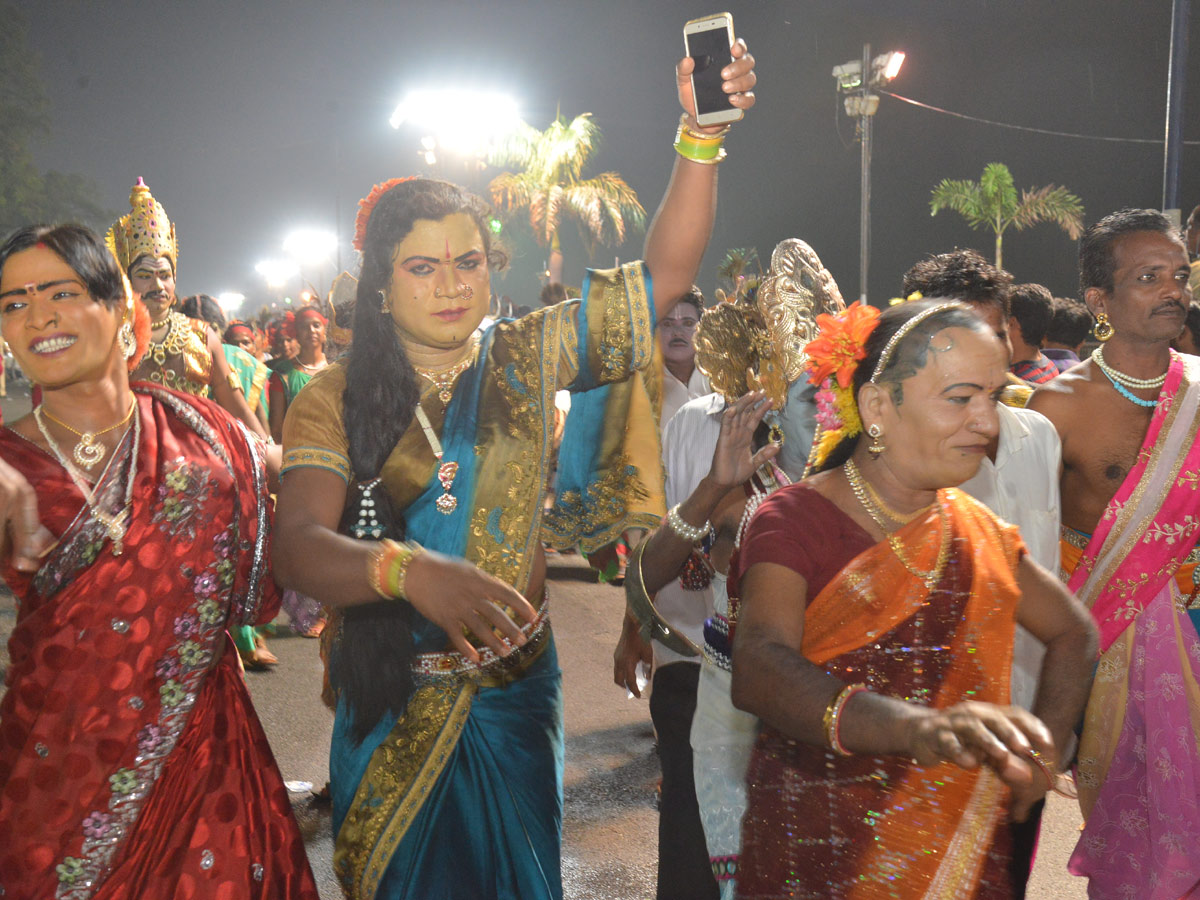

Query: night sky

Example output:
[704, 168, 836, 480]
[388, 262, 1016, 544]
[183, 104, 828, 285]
[24, 1, 1200, 311]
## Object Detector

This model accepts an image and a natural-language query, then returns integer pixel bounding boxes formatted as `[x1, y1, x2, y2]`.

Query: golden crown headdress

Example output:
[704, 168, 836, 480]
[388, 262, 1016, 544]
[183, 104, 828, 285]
[105, 178, 178, 273]
[695, 238, 845, 410]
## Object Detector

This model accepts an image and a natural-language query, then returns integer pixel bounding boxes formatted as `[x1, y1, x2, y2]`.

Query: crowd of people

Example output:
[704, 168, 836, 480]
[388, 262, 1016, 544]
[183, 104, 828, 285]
[1, 30, 1199, 900]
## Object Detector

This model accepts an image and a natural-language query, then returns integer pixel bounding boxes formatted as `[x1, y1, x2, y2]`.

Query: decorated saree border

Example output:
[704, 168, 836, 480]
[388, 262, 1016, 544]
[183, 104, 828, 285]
[282, 445, 351, 482]
[334, 681, 477, 899]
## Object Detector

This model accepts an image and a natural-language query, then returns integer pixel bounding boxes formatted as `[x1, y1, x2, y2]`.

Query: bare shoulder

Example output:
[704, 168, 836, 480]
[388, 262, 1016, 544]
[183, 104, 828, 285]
[1028, 365, 1097, 425]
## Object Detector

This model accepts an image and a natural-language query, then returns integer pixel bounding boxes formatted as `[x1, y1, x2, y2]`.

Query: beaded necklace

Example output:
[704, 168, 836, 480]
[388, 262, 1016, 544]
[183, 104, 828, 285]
[1090, 347, 1164, 409]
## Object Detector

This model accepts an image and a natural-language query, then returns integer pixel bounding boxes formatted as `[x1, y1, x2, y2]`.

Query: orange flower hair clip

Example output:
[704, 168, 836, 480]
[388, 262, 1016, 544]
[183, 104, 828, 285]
[805, 302, 881, 389]
[353, 176, 420, 251]
[803, 303, 881, 472]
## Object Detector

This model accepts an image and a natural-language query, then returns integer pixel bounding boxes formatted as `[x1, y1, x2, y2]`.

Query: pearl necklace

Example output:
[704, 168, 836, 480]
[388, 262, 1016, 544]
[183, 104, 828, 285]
[735, 461, 792, 550]
[844, 458, 949, 590]
[294, 358, 328, 374]
[1091, 346, 1167, 390]
[34, 402, 141, 556]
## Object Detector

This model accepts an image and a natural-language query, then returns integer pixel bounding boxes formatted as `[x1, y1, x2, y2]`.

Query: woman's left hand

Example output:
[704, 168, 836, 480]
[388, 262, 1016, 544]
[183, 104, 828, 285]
[676, 38, 757, 131]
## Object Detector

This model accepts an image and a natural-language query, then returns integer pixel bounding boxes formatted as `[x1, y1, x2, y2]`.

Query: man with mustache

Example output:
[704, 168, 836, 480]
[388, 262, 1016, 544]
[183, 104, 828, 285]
[659, 287, 710, 427]
[1029, 208, 1200, 899]
[108, 179, 265, 436]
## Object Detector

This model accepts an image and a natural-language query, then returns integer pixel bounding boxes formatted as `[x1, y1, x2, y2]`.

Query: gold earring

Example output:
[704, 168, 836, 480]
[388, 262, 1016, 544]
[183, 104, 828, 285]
[1093, 311, 1114, 342]
[378, 290, 389, 314]
[119, 322, 136, 359]
[867, 423, 886, 458]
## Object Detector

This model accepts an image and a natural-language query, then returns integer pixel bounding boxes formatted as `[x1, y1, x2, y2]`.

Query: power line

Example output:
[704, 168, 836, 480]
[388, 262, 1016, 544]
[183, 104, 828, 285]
[880, 90, 1200, 146]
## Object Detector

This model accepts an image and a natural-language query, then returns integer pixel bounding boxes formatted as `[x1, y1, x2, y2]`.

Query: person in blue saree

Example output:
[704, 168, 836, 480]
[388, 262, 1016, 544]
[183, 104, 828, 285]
[271, 43, 759, 900]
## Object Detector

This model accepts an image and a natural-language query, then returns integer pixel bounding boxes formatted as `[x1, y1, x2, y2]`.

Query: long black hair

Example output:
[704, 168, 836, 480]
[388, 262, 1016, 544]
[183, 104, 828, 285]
[333, 178, 507, 744]
[813, 300, 987, 473]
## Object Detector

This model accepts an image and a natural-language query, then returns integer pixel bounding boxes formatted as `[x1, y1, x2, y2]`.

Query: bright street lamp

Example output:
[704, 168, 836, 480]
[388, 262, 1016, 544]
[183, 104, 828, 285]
[216, 292, 245, 316]
[282, 229, 338, 265]
[390, 88, 523, 173]
[255, 258, 299, 290]
[833, 45, 906, 303]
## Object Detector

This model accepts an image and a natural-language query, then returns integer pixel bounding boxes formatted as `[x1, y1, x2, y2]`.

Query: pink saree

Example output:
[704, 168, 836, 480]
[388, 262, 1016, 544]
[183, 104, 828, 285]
[1063, 351, 1200, 899]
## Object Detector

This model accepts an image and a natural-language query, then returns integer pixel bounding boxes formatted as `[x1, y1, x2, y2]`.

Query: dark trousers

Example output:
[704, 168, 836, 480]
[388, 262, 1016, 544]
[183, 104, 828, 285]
[649, 662, 719, 900]
[1007, 797, 1045, 899]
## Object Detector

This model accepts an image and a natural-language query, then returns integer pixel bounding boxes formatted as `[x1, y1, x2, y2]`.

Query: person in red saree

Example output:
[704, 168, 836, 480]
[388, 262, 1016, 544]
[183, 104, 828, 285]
[729, 300, 1097, 899]
[0, 224, 317, 899]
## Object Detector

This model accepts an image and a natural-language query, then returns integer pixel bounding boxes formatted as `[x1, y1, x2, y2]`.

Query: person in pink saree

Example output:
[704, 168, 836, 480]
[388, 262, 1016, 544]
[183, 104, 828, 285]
[1030, 208, 1200, 899]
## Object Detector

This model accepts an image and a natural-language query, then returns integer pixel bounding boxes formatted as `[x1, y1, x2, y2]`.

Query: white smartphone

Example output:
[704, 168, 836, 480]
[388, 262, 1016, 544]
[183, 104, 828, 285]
[683, 13, 742, 127]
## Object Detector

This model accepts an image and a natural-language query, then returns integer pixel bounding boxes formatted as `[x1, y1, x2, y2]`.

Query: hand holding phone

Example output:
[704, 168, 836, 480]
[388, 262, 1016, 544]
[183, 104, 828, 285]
[678, 15, 756, 128]
[683, 13, 743, 127]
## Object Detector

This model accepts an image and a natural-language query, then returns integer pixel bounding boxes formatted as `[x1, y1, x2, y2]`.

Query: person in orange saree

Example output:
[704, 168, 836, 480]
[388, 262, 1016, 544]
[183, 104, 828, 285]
[0, 224, 317, 898]
[729, 300, 1097, 899]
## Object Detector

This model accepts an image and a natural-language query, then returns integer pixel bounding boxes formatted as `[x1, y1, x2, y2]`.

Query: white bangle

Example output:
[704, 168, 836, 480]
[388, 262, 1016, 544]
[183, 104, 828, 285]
[665, 504, 712, 543]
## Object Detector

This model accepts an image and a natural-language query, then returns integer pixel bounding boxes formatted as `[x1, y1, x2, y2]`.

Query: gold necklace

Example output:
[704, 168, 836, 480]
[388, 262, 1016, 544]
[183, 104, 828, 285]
[844, 458, 950, 590]
[861, 475, 930, 526]
[413, 402, 459, 514]
[34, 402, 141, 556]
[38, 396, 137, 470]
[294, 357, 327, 373]
[414, 335, 479, 408]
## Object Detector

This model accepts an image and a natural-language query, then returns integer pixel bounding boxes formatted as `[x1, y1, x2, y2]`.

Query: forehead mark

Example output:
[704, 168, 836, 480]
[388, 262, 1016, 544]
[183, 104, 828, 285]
[444, 237, 451, 260]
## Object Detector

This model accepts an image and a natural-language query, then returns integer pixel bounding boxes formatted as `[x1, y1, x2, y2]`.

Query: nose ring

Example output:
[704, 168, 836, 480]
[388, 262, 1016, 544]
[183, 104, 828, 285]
[435, 284, 473, 301]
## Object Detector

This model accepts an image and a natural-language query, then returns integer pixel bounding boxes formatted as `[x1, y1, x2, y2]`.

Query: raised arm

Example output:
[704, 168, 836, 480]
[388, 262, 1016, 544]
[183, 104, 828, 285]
[645, 39, 756, 317]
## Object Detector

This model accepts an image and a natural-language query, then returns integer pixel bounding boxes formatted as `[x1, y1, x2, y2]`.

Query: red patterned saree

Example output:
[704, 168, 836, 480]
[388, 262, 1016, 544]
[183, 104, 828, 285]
[0, 387, 317, 899]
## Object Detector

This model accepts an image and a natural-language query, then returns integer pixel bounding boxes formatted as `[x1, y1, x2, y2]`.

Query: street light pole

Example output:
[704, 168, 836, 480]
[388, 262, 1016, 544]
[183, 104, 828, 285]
[1162, 0, 1190, 220]
[858, 42, 872, 306]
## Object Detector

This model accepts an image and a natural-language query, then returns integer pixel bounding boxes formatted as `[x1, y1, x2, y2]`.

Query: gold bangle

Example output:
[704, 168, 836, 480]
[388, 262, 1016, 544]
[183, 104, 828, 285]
[678, 113, 731, 141]
[822, 683, 868, 756]
[366, 543, 391, 599]
[381, 539, 423, 600]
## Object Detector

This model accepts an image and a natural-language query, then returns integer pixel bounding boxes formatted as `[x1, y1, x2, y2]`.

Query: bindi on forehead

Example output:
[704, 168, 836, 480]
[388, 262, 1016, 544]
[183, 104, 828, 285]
[444, 237, 452, 261]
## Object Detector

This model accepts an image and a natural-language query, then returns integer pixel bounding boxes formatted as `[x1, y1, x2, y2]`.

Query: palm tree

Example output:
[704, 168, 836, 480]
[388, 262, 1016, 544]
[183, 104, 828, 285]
[488, 113, 645, 284]
[717, 247, 761, 300]
[929, 162, 1084, 270]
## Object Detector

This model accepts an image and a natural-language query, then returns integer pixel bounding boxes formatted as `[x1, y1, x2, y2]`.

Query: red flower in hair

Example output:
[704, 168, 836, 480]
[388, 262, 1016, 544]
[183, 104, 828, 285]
[353, 177, 420, 252]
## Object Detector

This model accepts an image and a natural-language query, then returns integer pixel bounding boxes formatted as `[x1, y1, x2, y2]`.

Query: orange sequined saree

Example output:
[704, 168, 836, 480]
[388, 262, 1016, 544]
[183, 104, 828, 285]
[737, 488, 1024, 900]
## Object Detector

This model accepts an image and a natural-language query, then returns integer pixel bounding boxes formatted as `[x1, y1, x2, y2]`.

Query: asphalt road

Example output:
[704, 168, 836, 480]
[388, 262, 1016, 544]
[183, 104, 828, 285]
[0, 379, 1087, 899]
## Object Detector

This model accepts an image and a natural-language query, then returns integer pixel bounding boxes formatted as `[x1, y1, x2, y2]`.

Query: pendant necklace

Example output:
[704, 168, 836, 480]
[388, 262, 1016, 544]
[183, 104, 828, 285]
[414, 334, 479, 410]
[34, 402, 141, 556]
[414, 403, 459, 514]
[38, 396, 137, 470]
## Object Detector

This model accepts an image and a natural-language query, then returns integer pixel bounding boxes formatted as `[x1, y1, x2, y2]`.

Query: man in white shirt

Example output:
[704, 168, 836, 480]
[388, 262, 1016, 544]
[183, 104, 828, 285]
[903, 250, 1063, 898]
[659, 287, 711, 427]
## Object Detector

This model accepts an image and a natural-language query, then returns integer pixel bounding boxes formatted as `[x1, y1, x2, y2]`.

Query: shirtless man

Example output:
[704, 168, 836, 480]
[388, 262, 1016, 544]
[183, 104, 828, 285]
[1029, 207, 1200, 899]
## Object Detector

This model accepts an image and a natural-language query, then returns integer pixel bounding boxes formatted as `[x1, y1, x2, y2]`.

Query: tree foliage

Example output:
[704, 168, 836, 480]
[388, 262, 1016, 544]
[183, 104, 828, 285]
[0, 5, 112, 235]
[929, 162, 1084, 269]
[487, 113, 645, 264]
